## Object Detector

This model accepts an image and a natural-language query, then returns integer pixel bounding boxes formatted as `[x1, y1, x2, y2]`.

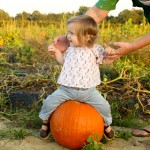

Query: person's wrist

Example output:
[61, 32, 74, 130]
[129, 42, 137, 52]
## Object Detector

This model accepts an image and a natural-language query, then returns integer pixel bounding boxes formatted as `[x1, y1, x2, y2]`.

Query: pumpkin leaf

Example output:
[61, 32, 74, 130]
[82, 135, 103, 150]
[87, 136, 93, 143]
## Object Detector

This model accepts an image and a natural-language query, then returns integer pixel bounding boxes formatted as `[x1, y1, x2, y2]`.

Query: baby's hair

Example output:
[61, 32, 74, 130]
[67, 15, 98, 48]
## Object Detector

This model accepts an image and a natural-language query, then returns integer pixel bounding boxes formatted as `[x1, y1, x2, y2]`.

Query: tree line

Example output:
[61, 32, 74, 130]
[0, 6, 145, 25]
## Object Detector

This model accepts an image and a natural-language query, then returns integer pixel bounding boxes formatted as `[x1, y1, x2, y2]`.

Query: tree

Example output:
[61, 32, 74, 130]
[30, 10, 43, 21]
[0, 9, 10, 20]
[76, 6, 89, 15]
[118, 9, 144, 24]
[106, 16, 118, 24]
[15, 11, 31, 20]
[133, 9, 144, 24]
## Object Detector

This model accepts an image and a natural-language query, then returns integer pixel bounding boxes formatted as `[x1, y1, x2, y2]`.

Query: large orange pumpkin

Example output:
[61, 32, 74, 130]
[50, 100, 104, 150]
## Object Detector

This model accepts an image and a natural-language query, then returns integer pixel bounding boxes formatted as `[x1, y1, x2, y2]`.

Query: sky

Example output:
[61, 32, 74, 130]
[0, 0, 141, 17]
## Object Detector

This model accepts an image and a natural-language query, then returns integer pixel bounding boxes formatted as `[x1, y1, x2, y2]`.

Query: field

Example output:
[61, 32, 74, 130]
[0, 19, 150, 149]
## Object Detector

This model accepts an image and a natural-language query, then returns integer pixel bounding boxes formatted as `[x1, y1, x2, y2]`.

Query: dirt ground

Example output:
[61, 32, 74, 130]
[0, 121, 150, 150]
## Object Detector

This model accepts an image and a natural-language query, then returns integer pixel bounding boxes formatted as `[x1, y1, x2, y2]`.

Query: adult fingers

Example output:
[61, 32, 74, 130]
[104, 43, 109, 48]
[110, 42, 121, 47]
[105, 54, 120, 59]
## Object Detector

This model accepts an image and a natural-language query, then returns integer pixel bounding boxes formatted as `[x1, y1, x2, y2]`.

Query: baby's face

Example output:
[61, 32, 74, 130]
[66, 23, 80, 47]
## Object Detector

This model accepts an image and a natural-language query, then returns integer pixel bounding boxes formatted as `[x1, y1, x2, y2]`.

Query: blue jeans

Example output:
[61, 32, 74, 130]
[39, 85, 112, 125]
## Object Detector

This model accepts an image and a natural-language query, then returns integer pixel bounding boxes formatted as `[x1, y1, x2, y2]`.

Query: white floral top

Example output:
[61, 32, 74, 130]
[57, 45, 105, 88]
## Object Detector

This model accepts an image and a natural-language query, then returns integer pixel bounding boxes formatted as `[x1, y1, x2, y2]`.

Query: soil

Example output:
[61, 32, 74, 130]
[0, 121, 150, 150]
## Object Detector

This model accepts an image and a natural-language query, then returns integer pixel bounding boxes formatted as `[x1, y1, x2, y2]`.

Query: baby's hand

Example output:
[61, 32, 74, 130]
[48, 44, 58, 52]
[48, 45, 59, 57]
[104, 43, 115, 54]
[103, 43, 115, 64]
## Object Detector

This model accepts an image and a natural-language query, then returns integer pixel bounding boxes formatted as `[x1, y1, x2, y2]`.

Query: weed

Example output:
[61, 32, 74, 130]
[115, 130, 132, 140]
[0, 93, 8, 110]
[0, 128, 32, 140]
[110, 98, 150, 128]
[0, 19, 149, 145]
[82, 134, 103, 150]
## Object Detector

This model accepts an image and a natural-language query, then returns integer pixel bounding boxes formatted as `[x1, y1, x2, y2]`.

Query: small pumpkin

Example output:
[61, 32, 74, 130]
[50, 100, 104, 150]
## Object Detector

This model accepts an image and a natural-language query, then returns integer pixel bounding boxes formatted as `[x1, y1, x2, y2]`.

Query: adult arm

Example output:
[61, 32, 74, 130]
[85, 6, 109, 23]
[107, 32, 150, 59]
[85, 0, 119, 23]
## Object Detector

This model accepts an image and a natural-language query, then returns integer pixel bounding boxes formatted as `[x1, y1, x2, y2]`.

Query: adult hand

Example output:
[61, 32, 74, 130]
[105, 42, 132, 60]
[53, 35, 70, 52]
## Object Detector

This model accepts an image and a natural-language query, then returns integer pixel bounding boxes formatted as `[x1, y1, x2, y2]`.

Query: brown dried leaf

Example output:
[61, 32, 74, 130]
[144, 110, 150, 115]
[147, 99, 150, 106]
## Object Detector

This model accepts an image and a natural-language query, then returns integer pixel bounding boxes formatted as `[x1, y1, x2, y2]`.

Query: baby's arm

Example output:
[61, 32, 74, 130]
[48, 45, 64, 65]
